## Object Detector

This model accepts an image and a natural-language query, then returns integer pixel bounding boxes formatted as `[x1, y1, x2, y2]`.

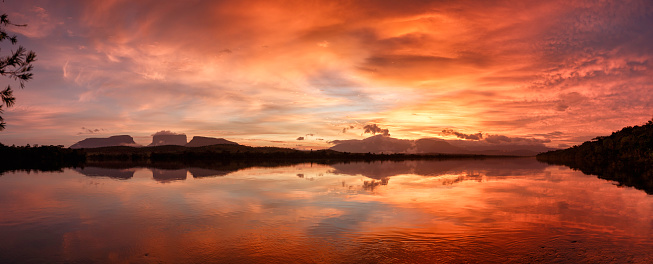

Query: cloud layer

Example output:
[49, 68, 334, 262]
[1, 0, 652, 147]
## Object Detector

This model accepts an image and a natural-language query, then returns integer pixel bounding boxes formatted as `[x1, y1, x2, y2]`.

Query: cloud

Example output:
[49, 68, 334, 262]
[441, 129, 483, 140]
[341, 125, 355, 133]
[485, 134, 550, 144]
[8, 6, 60, 38]
[555, 92, 587, 111]
[77, 127, 105, 135]
[363, 124, 390, 137]
[296, 137, 304, 140]
[151, 130, 185, 136]
[2, 0, 653, 149]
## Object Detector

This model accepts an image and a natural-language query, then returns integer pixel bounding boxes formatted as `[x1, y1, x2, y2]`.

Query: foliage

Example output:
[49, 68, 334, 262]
[537, 119, 653, 193]
[0, 143, 85, 173]
[537, 119, 653, 164]
[0, 13, 36, 130]
[0, 143, 505, 175]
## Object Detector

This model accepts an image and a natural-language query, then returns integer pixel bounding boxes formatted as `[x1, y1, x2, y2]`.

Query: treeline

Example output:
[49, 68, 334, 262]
[0, 144, 86, 173]
[537, 119, 653, 164]
[1, 143, 507, 174]
[83, 144, 495, 163]
[536, 119, 653, 194]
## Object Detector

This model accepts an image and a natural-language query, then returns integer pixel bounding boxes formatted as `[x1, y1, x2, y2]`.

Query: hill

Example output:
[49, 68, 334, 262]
[329, 135, 550, 156]
[537, 119, 653, 164]
[186, 136, 238, 147]
[70, 135, 138, 149]
[149, 134, 187, 146]
[536, 119, 653, 194]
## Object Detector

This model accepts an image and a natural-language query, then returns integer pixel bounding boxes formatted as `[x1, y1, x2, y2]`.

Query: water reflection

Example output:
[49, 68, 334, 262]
[188, 167, 232, 178]
[69, 157, 548, 186]
[331, 158, 547, 178]
[74, 167, 136, 179]
[0, 158, 651, 263]
[537, 157, 653, 194]
[73, 167, 241, 182]
[152, 168, 187, 182]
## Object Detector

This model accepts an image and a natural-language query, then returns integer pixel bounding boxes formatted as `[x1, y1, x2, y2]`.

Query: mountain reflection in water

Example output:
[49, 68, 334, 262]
[72, 157, 547, 185]
[0, 158, 651, 263]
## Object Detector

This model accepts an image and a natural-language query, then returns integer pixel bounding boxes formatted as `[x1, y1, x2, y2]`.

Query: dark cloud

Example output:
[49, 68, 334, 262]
[342, 125, 355, 133]
[363, 124, 390, 136]
[441, 129, 483, 140]
[296, 137, 304, 140]
[77, 127, 104, 135]
[538, 131, 564, 137]
[533, 131, 565, 139]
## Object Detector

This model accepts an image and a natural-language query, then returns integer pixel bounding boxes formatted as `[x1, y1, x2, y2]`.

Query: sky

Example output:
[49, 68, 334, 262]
[0, 0, 652, 149]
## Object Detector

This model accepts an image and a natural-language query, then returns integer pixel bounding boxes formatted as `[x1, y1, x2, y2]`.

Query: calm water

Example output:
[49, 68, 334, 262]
[0, 158, 651, 263]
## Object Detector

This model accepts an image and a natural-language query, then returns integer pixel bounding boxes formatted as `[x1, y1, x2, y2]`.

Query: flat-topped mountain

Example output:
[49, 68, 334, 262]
[70, 135, 137, 149]
[186, 136, 238, 147]
[70, 134, 239, 149]
[149, 134, 187, 146]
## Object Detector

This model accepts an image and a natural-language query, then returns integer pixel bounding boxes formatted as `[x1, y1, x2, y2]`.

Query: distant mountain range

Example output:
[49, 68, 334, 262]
[70, 135, 238, 149]
[329, 135, 553, 156]
[69, 133, 550, 156]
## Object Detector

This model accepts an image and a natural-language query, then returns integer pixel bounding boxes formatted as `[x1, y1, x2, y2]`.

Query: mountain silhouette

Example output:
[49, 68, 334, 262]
[330, 135, 414, 153]
[70, 135, 138, 149]
[329, 135, 547, 156]
[414, 138, 467, 154]
[149, 134, 187, 146]
[185, 136, 238, 147]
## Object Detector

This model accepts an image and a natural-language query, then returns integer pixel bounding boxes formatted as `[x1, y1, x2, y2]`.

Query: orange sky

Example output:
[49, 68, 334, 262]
[1, 0, 652, 149]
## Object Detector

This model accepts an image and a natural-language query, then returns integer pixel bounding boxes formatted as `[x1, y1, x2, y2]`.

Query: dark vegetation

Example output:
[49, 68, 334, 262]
[82, 144, 503, 163]
[537, 119, 653, 194]
[0, 143, 85, 173]
[0, 142, 517, 175]
[0, 13, 37, 130]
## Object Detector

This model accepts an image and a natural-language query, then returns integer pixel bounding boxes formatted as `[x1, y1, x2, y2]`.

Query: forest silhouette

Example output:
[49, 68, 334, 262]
[537, 119, 653, 194]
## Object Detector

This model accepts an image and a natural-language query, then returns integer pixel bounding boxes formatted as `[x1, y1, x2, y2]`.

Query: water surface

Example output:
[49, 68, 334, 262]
[1, 158, 651, 263]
